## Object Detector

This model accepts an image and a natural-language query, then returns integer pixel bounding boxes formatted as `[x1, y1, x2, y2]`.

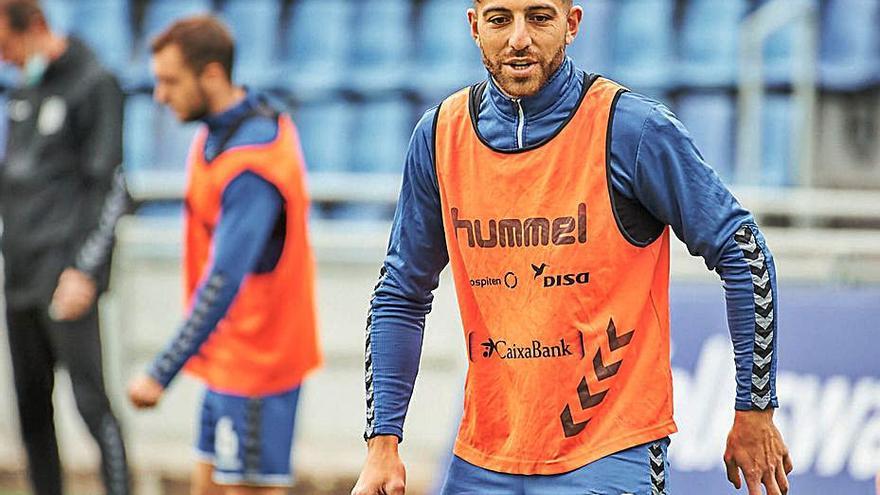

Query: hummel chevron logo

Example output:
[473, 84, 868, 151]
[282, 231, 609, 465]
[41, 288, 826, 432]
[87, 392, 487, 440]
[559, 318, 635, 438]
[734, 226, 775, 410]
[531, 263, 547, 279]
[650, 443, 666, 494]
[593, 348, 621, 381]
[606, 318, 634, 351]
[560, 405, 589, 438]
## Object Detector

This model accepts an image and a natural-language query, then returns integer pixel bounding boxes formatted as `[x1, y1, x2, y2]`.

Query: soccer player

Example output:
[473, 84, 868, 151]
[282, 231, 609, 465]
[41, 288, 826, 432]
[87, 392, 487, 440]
[0, 1, 130, 493]
[353, 1, 791, 494]
[126, 16, 320, 495]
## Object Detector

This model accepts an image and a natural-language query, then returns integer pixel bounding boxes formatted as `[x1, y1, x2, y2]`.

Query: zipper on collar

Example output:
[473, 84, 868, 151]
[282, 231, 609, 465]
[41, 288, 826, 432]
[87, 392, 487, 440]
[512, 98, 525, 149]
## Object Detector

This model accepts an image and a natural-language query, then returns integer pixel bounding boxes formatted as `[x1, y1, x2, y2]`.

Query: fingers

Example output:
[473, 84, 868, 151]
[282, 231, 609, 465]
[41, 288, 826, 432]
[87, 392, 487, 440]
[744, 470, 762, 495]
[762, 468, 782, 495]
[783, 452, 793, 474]
[724, 455, 742, 489]
[385, 479, 406, 495]
[775, 461, 790, 495]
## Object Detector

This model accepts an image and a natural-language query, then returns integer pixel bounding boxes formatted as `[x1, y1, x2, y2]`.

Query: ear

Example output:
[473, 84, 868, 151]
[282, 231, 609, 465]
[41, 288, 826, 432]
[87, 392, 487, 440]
[200, 61, 229, 84]
[565, 5, 584, 46]
[467, 8, 480, 47]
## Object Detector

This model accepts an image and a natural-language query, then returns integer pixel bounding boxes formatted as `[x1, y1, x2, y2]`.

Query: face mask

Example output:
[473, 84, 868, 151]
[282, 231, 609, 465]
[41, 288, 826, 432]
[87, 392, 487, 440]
[22, 52, 48, 87]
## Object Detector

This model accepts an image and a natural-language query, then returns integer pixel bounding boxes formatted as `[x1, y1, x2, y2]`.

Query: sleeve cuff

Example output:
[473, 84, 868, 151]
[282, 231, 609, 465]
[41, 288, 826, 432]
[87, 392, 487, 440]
[364, 427, 404, 443]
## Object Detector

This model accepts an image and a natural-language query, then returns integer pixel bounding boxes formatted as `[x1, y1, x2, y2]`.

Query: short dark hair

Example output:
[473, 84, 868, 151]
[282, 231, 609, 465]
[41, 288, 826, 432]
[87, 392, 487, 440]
[0, 0, 45, 33]
[151, 15, 235, 79]
[473, 0, 573, 6]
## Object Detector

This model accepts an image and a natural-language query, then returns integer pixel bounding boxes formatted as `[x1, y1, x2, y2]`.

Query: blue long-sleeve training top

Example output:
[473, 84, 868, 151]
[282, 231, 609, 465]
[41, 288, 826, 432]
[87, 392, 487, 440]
[365, 57, 779, 442]
[148, 91, 286, 388]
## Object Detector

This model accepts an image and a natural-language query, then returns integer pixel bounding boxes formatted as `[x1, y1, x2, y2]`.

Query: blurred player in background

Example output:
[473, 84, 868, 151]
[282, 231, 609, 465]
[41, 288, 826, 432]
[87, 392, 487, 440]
[0, 0, 130, 494]
[126, 15, 320, 495]
[354, 1, 791, 495]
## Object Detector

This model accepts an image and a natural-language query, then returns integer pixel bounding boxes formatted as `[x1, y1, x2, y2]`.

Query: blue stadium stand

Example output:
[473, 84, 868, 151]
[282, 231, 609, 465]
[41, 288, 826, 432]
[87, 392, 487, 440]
[128, 0, 213, 89]
[350, 99, 412, 173]
[761, 94, 795, 186]
[675, 93, 736, 182]
[220, 0, 281, 89]
[283, 0, 352, 98]
[412, 0, 485, 100]
[292, 100, 353, 173]
[678, 0, 748, 88]
[610, 0, 674, 93]
[69, 0, 132, 75]
[350, 0, 413, 94]
[819, 0, 880, 90]
[567, 0, 614, 77]
[762, 23, 797, 88]
[41, 0, 74, 34]
[123, 93, 155, 174]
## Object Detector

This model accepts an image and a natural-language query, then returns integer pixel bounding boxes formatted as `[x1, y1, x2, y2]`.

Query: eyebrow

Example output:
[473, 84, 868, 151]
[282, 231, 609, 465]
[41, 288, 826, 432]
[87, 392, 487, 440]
[481, 3, 559, 18]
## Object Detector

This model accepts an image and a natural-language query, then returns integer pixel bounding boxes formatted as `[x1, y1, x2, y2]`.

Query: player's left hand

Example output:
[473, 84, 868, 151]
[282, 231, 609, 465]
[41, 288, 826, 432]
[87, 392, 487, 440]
[724, 408, 793, 495]
[127, 374, 165, 409]
[50, 268, 97, 321]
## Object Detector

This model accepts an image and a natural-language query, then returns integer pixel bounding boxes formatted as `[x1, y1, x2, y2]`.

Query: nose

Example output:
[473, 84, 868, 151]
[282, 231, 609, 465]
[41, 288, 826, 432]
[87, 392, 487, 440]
[153, 85, 166, 104]
[508, 17, 532, 52]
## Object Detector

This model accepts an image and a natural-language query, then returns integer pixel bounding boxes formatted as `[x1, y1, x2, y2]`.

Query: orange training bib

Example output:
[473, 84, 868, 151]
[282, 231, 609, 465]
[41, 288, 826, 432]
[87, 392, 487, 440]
[435, 76, 675, 474]
[182, 113, 321, 396]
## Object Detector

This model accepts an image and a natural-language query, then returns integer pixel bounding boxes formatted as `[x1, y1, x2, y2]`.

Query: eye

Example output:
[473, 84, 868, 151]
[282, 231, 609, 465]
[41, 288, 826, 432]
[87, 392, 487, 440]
[487, 15, 510, 26]
[530, 14, 552, 23]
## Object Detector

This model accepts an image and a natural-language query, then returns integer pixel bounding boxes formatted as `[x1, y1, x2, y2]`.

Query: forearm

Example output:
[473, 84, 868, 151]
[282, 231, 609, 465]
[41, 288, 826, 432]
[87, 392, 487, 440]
[720, 224, 778, 410]
[73, 167, 130, 278]
[147, 270, 237, 387]
[366, 268, 431, 440]
[147, 172, 283, 387]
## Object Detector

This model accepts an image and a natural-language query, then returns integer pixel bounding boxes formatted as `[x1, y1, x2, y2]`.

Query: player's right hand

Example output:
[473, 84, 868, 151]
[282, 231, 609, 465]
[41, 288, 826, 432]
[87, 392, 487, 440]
[127, 373, 165, 409]
[352, 435, 406, 495]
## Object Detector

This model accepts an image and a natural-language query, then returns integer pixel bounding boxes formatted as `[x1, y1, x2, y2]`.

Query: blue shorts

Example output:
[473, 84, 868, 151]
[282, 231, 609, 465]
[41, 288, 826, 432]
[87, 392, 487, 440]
[195, 386, 301, 487]
[440, 438, 670, 495]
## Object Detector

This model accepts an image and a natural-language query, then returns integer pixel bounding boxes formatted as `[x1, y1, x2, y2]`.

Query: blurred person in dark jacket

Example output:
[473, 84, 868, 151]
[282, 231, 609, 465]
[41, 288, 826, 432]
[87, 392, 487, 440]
[0, 1, 130, 494]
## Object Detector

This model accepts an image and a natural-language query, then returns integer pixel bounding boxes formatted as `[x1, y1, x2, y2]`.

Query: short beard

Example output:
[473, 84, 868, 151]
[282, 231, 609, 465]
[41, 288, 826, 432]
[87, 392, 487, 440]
[482, 44, 567, 98]
[182, 85, 211, 122]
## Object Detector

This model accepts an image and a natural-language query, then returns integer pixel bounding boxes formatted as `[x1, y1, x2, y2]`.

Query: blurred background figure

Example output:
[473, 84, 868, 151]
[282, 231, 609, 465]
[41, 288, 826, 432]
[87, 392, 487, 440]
[0, 1, 877, 495]
[0, 0, 130, 494]
[127, 14, 320, 495]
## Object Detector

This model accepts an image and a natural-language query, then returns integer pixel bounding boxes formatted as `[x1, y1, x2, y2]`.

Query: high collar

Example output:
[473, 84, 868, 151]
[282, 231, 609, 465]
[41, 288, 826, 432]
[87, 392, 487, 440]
[486, 56, 576, 122]
[201, 89, 256, 134]
[43, 37, 89, 83]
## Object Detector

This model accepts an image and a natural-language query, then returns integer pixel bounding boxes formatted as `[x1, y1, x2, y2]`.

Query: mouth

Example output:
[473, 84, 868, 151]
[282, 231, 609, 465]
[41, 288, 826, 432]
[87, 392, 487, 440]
[504, 60, 538, 75]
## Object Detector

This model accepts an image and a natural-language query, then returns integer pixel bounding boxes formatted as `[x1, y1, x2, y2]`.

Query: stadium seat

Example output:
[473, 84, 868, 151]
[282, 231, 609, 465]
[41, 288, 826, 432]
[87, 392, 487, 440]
[292, 100, 354, 173]
[282, 0, 352, 97]
[41, 0, 74, 34]
[220, 0, 281, 88]
[567, 0, 614, 77]
[762, 22, 797, 87]
[760, 94, 795, 186]
[350, 99, 413, 173]
[70, 0, 132, 74]
[678, 0, 748, 88]
[350, 0, 413, 94]
[126, 93, 199, 173]
[413, 0, 484, 100]
[675, 93, 736, 182]
[123, 93, 156, 174]
[610, 0, 674, 91]
[153, 105, 201, 171]
[819, 0, 880, 90]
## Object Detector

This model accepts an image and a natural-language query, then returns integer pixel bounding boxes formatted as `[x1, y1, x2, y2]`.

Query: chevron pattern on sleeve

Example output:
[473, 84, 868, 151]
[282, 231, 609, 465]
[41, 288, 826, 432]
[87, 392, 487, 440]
[363, 267, 388, 440]
[734, 226, 775, 410]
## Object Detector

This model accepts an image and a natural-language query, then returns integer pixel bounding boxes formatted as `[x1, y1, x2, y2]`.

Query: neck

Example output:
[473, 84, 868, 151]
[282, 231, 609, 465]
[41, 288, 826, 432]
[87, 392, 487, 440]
[26, 30, 66, 63]
[207, 85, 246, 116]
